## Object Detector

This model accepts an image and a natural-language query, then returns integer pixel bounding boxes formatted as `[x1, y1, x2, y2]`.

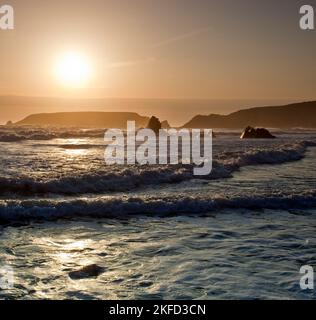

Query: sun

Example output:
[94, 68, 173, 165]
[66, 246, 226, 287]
[55, 52, 92, 88]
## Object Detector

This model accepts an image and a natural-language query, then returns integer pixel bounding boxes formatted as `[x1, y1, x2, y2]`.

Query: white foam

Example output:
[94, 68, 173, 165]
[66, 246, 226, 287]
[0, 141, 313, 194]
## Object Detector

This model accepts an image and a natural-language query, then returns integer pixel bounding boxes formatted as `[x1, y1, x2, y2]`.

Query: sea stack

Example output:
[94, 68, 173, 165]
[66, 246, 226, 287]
[147, 116, 162, 134]
[240, 126, 276, 139]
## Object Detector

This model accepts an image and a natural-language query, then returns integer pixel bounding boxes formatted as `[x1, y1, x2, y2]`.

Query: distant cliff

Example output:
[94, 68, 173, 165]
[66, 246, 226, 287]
[182, 101, 316, 128]
[15, 112, 149, 128]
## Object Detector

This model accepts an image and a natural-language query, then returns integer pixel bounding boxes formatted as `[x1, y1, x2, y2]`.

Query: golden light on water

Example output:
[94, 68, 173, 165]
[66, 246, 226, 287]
[54, 52, 92, 88]
[64, 148, 88, 157]
[60, 139, 90, 157]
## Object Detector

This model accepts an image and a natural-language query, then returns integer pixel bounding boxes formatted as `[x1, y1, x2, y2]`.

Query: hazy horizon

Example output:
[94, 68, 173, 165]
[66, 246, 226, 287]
[0, 96, 307, 126]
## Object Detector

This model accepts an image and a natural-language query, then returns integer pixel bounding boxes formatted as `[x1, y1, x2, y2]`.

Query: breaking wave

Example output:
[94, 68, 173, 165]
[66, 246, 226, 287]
[0, 141, 314, 195]
[0, 192, 315, 223]
[0, 128, 105, 142]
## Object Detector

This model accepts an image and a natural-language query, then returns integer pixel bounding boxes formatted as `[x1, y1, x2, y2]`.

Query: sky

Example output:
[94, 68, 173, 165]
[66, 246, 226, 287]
[0, 0, 315, 101]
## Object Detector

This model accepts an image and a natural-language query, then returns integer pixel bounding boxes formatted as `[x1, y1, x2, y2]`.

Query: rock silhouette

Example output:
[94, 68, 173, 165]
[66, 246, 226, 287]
[161, 120, 170, 129]
[183, 101, 316, 128]
[69, 264, 105, 280]
[240, 126, 276, 139]
[15, 112, 149, 128]
[147, 116, 162, 134]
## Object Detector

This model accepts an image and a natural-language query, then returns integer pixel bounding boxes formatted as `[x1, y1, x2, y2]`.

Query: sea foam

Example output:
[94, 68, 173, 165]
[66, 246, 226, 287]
[0, 141, 313, 195]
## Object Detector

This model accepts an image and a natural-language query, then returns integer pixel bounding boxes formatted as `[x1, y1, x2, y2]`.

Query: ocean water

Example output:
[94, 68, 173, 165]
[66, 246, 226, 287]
[0, 126, 316, 300]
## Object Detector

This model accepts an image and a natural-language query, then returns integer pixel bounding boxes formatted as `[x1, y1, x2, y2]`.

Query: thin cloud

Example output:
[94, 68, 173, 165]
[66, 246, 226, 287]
[107, 57, 156, 69]
[152, 26, 212, 48]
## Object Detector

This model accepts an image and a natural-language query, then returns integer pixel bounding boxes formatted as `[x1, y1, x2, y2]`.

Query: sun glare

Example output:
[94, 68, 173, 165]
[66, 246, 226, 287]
[55, 52, 92, 88]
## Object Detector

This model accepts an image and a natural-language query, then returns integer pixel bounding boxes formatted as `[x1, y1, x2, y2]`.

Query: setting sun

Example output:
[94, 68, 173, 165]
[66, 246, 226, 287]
[55, 52, 92, 88]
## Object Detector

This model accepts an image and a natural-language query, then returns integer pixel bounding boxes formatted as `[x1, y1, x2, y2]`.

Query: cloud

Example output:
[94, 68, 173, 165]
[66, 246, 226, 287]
[152, 26, 212, 48]
[105, 26, 211, 70]
[107, 57, 156, 69]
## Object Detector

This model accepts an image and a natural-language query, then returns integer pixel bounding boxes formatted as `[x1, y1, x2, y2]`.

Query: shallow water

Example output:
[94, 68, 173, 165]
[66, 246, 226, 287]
[0, 128, 316, 299]
[1, 208, 316, 300]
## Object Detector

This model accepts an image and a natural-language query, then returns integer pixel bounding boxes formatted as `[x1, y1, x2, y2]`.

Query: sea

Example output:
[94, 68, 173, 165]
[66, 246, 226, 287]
[0, 126, 315, 300]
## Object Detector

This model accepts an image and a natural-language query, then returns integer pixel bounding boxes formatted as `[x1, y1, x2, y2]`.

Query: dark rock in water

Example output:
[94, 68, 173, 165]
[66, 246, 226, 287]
[240, 126, 276, 139]
[147, 116, 162, 134]
[69, 264, 105, 280]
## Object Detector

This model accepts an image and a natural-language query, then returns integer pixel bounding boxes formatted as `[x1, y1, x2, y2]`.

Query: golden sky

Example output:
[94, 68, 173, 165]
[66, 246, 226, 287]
[0, 0, 315, 100]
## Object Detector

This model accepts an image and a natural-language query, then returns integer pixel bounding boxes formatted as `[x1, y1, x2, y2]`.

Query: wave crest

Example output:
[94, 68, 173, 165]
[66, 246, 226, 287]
[0, 191, 315, 222]
[0, 141, 313, 195]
